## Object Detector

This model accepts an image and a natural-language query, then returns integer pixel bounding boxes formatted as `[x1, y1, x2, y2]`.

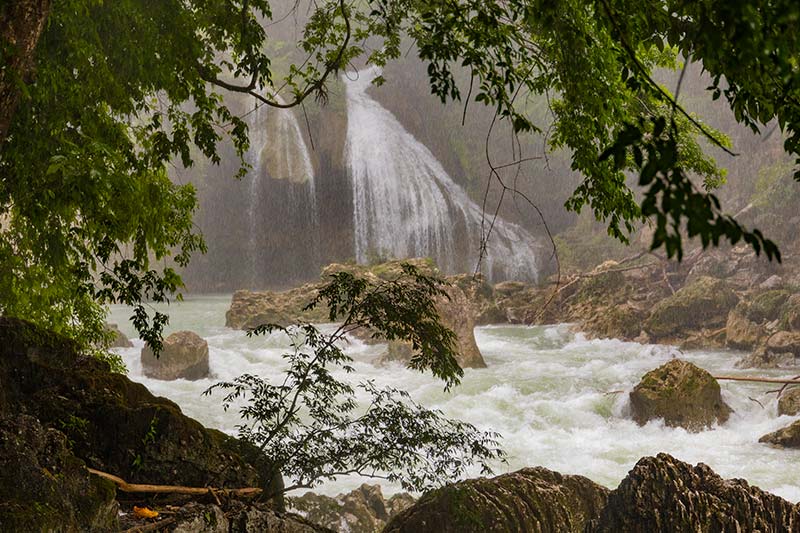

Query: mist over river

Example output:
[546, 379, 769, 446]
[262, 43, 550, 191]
[109, 295, 800, 501]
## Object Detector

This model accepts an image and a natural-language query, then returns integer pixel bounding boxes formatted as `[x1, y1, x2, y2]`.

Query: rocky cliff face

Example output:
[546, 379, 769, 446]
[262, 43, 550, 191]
[384, 467, 609, 533]
[590, 453, 800, 532]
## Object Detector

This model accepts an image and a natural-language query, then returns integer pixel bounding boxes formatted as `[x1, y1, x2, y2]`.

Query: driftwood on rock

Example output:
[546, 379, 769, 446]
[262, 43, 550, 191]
[713, 375, 800, 385]
[87, 468, 262, 497]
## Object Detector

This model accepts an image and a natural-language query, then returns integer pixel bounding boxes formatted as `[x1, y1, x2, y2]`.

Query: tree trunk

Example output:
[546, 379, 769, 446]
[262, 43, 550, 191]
[0, 0, 51, 147]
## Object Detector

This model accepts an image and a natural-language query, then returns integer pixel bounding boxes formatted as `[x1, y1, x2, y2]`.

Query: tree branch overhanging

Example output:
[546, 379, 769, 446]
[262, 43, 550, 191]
[198, 0, 351, 110]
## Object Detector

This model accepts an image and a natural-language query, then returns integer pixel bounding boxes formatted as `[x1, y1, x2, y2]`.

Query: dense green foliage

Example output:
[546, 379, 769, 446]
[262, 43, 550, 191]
[1, 0, 798, 345]
[206, 266, 502, 494]
[0, 0, 349, 349]
[368, 0, 795, 259]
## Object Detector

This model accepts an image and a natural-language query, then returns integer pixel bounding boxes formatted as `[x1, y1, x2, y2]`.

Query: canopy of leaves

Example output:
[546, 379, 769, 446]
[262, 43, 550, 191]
[0, 0, 352, 349]
[1, 0, 798, 347]
[367, 0, 796, 260]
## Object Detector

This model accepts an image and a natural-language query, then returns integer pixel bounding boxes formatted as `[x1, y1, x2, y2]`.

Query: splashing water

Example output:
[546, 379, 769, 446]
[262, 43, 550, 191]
[343, 67, 541, 282]
[110, 297, 800, 501]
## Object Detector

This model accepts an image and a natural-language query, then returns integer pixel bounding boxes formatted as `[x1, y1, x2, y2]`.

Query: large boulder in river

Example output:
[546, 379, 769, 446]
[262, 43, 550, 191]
[384, 467, 609, 533]
[378, 282, 487, 369]
[141, 330, 210, 380]
[644, 276, 738, 339]
[0, 415, 118, 532]
[759, 420, 800, 448]
[0, 317, 282, 500]
[104, 323, 133, 348]
[590, 453, 800, 532]
[629, 359, 732, 431]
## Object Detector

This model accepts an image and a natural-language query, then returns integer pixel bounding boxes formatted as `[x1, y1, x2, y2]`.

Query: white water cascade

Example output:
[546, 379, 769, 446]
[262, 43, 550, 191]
[245, 98, 318, 287]
[344, 67, 541, 282]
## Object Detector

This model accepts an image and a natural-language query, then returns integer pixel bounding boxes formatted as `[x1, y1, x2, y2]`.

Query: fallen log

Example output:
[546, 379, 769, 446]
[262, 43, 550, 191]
[713, 375, 800, 385]
[87, 468, 262, 497]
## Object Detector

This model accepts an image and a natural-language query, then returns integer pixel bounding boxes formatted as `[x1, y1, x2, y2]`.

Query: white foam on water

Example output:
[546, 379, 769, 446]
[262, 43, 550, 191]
[109, 298, 800, 501]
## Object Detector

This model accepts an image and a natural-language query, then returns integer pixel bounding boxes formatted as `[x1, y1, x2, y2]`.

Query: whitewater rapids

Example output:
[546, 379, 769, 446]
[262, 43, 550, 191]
[109, 296, 800, 501]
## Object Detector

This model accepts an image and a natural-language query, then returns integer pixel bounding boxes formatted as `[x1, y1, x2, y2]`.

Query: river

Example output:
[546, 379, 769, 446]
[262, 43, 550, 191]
[109, 295, 800, 501]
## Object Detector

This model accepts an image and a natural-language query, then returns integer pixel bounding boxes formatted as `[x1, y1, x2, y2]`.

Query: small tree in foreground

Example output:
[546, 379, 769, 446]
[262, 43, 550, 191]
[205, 264, 504, 495]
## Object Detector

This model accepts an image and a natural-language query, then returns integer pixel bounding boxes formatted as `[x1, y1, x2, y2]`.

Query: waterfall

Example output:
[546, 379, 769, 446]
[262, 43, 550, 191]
[245, 98, 318, 288]
[343, 67, 541, 282]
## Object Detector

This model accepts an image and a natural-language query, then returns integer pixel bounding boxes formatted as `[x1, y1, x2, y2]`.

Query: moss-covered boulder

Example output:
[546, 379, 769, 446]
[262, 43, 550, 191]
[450, 273, 505, 325]
[378, 281, 487, 369]
[590, 453, 800, 532]
[582, 304, 646, 341]
[290, 484, 414, 533]
[383, 467, 609, 533]
[747, 290, 791, 323]
[0, 317, 282, 500]
[644, 277, 738, 339]
[759, 420, 800, 448]
[778, 388, 800, 416]
[0, 415, 118, 532]
[781, 294, 800, 331]
[629, 359, 732, 432]
[141, 330, 210, 380]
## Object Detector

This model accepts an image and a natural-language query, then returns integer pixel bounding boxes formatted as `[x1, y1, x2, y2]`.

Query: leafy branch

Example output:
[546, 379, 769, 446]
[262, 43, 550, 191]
[205, 264, 503, 496]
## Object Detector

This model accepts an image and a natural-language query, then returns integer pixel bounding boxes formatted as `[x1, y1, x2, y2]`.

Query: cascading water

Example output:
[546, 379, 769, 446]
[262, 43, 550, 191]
[344, 67, 541, 282]
[245, 103, 270, 287]
[244, 98, 318, 287]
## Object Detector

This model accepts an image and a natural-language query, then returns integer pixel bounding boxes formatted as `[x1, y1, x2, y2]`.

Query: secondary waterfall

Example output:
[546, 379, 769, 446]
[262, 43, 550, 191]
[344, 67, 541, 282]
[245, 98, 318, 287]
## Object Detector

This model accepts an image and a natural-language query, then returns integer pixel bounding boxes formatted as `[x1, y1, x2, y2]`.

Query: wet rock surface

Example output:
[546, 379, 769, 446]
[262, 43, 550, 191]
[0, 317, 281, 496]
[105, 322, 133, 348]
[590, 453, 800, 532]
[378, 281, 487, 369]
[778, 387, 800, 416]
[383, 467, 609, 533]
[225, 284, 329, 330]
[629, 359, 732, 431]
[644, 276, 738, 340]
[290, 484, 414, 533]
[228, 259, 488, 369]
[759, 420, 800, 448]
[0, 415, 118, 533]
[141, 330, 210, 380]
[120, 501, 333, 533]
